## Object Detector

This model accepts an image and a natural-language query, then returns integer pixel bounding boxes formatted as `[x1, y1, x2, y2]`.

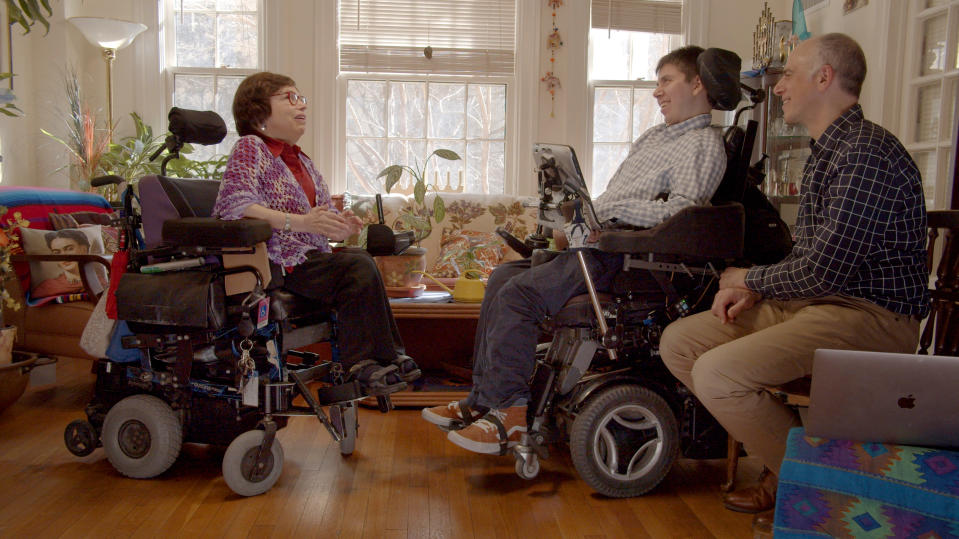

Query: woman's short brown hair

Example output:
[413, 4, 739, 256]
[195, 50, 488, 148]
[232, 72, 296, 137]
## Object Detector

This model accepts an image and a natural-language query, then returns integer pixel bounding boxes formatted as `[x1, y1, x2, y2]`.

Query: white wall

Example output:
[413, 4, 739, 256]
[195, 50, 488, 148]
[799, 0, 905, 133]
[0, 0, 908, 192]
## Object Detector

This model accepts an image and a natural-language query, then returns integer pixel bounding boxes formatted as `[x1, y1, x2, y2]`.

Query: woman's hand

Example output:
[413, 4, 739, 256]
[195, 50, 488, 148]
[298, 205, 356, 241]
[340, 209, 365, 237]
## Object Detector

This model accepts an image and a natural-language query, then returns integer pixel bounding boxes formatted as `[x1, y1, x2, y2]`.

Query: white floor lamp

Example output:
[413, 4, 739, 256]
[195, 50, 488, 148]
[67, 7, 146, 141]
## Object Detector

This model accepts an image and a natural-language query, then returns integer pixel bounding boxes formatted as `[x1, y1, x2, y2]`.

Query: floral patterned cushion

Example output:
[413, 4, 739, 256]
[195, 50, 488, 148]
[341, 192, 539, 275]
[430, 230, 506, 278]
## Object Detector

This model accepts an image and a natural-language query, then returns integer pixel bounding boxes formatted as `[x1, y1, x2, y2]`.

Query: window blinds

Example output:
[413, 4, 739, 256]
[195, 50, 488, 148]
[339, 0, 517, 76]
[590, 0, 682, 34]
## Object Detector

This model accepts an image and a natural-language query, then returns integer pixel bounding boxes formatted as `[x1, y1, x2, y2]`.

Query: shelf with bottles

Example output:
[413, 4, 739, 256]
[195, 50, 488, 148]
[767, 135, 810, 143]
[763, 146, 810, 199]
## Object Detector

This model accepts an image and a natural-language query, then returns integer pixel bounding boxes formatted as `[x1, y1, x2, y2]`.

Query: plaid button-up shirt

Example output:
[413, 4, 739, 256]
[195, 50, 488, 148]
[745, 105, 930, 317]
[593, 113, 726, 228]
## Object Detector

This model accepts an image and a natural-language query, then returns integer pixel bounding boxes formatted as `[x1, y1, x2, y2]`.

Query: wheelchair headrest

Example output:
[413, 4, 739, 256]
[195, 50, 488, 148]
[698, 48, 742, 111]
[168, 108, 227, 146]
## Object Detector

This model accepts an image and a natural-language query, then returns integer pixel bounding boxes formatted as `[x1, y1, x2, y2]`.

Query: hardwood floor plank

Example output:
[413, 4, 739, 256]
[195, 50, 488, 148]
[0, 357, 755, 539]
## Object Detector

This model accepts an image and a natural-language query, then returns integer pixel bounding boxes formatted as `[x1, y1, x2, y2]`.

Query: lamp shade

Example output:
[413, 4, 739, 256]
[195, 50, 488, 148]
[68, 17, 146, 50]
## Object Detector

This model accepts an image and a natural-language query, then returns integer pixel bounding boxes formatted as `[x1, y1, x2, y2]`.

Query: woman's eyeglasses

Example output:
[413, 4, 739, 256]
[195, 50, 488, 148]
[272, 91, 308, 106]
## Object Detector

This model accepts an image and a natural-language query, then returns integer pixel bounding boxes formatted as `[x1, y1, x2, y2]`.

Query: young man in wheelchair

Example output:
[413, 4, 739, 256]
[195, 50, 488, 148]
[421, 46, 738, 454]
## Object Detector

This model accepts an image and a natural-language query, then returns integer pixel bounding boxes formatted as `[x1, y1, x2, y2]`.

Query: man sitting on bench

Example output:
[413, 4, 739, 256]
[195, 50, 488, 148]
[659, 33, 929, 532]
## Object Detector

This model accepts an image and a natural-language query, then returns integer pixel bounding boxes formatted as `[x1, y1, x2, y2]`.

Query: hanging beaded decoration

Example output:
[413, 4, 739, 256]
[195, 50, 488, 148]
[542, 0, 564, 117]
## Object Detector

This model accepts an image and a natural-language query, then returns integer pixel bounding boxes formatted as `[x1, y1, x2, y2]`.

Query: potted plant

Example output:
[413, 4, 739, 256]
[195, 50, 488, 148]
[41, 70, 113, 192]
[373, 149, 461, 292]
[377, 148, 461, 244]
[1, 0, 55, 116]
[44, 70, 229, 199]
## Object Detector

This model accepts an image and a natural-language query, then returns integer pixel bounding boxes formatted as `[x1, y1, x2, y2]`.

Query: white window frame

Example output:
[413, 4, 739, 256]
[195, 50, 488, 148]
[160, 0, 266, 151]
[899, 0, 959, 210]
[324, 0, 537, 197]
[337, 74, 513, 196]
[584, 0, 703, 194]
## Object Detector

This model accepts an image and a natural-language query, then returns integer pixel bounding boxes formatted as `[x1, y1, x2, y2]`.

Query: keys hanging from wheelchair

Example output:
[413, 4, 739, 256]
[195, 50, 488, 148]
[237, 284, 269, 337]
[238, 338, 259, 406]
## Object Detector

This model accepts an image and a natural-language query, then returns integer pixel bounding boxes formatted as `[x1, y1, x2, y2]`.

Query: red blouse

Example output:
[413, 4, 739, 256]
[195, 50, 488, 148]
[256, 133, 316, 207]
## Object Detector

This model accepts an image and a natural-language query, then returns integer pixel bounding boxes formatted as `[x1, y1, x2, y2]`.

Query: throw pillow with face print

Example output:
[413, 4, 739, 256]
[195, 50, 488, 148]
[20, 226, 109, 300]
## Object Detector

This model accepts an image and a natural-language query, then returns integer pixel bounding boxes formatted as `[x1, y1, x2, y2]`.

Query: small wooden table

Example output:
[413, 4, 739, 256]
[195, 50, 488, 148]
[387, 293, 481, 406]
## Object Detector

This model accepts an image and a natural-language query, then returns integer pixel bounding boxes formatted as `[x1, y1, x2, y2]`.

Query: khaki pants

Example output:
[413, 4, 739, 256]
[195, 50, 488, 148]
[660, 295, 919, 475]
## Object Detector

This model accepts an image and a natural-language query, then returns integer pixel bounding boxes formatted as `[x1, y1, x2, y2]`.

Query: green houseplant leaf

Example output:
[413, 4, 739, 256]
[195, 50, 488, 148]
[378, 165, 405, 195]
[376, 149, 461, 243]
[432, 195, 446, 224]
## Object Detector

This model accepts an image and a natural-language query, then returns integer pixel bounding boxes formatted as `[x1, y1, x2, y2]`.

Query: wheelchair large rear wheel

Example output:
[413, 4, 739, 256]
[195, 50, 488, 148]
[101, 394, 183, 479]
[569, 384, 679, 498]
[222, 429, 284, 496]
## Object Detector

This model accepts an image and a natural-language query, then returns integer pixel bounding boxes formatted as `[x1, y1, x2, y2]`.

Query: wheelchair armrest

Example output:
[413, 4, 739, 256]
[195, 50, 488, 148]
[162, 217, 272, 248]
[597, 202, 744, 260]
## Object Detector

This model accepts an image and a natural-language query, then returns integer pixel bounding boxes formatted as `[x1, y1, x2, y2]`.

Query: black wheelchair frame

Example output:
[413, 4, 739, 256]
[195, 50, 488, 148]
[63, 110, 396, 496]
[485, 88, 766, 497]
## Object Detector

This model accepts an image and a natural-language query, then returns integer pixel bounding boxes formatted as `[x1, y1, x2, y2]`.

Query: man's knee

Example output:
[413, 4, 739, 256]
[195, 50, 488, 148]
[660, 316, 696, 370]
[689, 349, 743, 401]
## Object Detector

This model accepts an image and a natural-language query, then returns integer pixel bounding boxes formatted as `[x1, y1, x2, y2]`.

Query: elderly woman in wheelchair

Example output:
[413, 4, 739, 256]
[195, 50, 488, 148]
[63, 72, 417, 496]
[420, 47, 780, 497]
[215, 71, 419, 392]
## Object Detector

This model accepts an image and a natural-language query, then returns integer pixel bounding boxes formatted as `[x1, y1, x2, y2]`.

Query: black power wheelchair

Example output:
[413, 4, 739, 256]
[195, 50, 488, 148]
[63, 109, 404, 496]
[484, 81, 778, 497]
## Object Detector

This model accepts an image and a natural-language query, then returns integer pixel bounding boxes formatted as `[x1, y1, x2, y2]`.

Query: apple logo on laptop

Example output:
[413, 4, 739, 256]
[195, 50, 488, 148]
[898, 394, 916, 409]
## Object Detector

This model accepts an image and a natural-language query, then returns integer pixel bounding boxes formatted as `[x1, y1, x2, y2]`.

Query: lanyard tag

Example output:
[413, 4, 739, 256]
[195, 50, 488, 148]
[241, 374, 259, 406]
[256, 297, 270, 329]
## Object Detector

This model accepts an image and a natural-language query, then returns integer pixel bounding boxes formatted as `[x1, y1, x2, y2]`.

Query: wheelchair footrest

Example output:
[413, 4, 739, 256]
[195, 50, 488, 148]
[375, 395, 393, 413]
[316, 380, 364, 405]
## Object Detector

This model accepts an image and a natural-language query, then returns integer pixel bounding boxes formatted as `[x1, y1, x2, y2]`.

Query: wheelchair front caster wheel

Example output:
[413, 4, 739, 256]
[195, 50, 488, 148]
[330, 404, 358, 456]
[64, 419, 98, 457]
[223, 429, 284, 496]
[514, 454, 540, 480]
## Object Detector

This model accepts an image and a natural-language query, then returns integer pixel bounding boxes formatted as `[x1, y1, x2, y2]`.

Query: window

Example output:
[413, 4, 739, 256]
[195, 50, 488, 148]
[588, 0, 683, 195]
[339, 0, 515, 195]
[164, 0, 263, 159]
[901, 0, 959, 210]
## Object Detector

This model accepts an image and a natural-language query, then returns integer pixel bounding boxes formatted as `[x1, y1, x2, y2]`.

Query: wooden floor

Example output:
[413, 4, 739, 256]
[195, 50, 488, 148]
[0, 357, 761, 538]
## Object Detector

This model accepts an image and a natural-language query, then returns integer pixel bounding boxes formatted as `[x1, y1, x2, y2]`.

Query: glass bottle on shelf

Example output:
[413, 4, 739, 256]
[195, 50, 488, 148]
[742, 69, 809, 201]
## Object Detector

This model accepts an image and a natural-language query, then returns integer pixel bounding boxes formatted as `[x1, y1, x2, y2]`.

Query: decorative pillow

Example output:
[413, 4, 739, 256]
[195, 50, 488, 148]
[49, 211, 119, 254]
[19, 226, 109, 303]
[429, 230, 506, 278]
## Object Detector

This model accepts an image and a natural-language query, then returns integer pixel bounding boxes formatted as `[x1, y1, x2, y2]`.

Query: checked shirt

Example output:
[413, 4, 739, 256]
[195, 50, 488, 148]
[744, 105, 929, 317]
[592, 113, 726, 228]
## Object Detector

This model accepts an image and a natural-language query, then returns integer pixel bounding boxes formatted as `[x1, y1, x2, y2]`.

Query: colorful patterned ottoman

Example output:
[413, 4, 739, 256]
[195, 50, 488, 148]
[775, 427, 959, 538]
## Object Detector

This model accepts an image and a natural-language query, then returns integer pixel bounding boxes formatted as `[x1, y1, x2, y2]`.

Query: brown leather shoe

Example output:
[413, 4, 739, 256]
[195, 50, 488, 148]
[723, 468, 777, 513]
[752, 509, 775, 537]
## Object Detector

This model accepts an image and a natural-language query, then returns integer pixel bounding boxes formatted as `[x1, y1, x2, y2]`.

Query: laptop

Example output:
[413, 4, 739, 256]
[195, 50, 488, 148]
[806, 349, 959, 449]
